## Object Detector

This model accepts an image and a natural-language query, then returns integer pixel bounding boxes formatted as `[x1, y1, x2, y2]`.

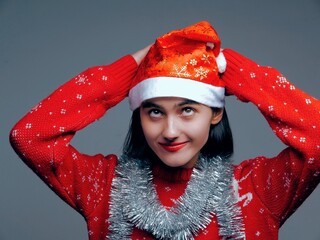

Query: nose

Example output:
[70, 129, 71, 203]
[162, 116, 179, 141]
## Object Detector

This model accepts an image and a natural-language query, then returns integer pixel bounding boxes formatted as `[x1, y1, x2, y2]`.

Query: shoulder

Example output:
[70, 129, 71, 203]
[103, 153, 119, 170]
[233, 156, 269, 180]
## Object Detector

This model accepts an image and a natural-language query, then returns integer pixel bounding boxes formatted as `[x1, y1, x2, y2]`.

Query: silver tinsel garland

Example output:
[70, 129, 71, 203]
[108, 155, 245, 240]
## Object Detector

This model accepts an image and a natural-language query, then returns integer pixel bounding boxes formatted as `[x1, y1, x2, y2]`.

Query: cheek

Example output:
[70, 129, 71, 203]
[186, 118, 212, 143]
[140, 116, 159, 144]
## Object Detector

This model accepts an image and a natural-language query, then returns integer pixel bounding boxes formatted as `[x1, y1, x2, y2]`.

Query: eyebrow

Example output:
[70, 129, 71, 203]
[141, 99, 199, 109]
[141, 101, 161, 109]
[177, 99, 199, 106]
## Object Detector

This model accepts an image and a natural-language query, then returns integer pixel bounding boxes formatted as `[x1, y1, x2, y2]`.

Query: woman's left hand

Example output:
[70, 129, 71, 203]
[132, 44, 152, 65]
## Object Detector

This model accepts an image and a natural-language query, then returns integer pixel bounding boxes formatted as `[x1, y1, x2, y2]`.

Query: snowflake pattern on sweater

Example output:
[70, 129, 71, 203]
[10, 50, 320, 239]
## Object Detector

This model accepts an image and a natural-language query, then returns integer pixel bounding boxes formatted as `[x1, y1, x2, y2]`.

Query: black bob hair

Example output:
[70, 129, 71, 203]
[123, 107, 234, 160]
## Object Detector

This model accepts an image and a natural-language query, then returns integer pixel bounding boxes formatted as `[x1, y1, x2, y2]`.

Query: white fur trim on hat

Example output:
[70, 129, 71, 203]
[216, 52, 227, 73]
[128, 77, 225, 110]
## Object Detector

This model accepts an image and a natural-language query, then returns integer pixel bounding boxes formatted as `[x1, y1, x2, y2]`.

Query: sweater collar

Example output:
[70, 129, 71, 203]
[151, 160, 194, 182]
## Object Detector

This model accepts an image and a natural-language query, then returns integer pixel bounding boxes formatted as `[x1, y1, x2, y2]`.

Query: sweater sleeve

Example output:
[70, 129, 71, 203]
[9, 55, 138, 217]
[222, 49, 320, 224]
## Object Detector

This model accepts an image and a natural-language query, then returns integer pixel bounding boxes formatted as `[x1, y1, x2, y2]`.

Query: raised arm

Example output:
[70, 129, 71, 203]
[9, 55, 138, 216]
[222, 49, 320, 223]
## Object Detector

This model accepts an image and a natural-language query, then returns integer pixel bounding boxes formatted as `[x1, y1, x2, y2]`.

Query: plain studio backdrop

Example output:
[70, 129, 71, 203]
[1, 0, 320, 239]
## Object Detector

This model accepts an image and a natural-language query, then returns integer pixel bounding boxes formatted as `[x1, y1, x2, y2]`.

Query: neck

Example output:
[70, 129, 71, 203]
[152, 160, 194, 182]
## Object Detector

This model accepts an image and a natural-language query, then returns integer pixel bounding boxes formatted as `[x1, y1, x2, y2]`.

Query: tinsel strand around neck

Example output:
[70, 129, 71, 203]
[108, 154, 245, 240]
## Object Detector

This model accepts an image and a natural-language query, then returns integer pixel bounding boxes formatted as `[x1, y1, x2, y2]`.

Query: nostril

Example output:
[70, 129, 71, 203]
[162, 118, 179, 140]
[164, 137, 178, 143]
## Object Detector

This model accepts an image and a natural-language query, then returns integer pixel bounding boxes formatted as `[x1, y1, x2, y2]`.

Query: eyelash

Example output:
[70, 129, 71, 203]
[148, 109, 163, 118]
[146, 106, 196, 119]
[181, 107, 195, 116]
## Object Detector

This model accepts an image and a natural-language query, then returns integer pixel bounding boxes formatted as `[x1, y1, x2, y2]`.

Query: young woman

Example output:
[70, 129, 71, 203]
[10, 21, 320, 240]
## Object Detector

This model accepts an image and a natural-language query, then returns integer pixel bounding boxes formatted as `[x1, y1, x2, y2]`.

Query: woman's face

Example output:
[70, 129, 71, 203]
[140, 97, 223, 168]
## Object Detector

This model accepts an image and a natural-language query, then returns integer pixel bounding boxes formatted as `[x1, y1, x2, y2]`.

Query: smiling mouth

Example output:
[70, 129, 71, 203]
[159, 142, 188, 152]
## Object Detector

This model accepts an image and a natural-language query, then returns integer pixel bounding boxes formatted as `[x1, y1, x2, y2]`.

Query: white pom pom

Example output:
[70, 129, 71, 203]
[216, 52, 227, 73]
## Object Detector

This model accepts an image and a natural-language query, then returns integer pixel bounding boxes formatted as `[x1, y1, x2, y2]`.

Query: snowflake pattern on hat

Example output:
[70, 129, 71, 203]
[129, 21, 226, 110]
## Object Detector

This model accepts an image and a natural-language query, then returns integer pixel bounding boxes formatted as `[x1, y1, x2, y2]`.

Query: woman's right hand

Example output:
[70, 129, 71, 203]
[131, 44, 152, 65]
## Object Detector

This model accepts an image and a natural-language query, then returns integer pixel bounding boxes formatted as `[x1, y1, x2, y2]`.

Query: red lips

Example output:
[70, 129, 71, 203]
[159, 142, 188, 152]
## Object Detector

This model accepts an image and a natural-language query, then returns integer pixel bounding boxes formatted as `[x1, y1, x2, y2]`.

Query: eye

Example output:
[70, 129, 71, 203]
[148, 109, 163, 118]
[181, 107, 195, 117]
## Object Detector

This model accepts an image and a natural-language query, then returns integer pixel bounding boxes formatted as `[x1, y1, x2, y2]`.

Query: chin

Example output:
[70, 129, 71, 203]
[155, 154, 183, 167]
[152, 148, 198, 168]
[158, 155, 195, 168]
[162, 160, 186, 168]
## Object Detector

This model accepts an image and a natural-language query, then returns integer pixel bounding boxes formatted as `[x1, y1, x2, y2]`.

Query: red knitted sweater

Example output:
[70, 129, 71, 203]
[10, 49, 320, 239]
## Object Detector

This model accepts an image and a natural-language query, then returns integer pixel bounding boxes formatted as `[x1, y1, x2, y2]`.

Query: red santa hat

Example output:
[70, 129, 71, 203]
[129, 21, 226, 110]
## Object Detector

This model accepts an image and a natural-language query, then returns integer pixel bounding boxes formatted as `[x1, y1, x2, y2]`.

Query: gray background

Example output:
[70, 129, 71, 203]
[1, 0, 320, 239]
